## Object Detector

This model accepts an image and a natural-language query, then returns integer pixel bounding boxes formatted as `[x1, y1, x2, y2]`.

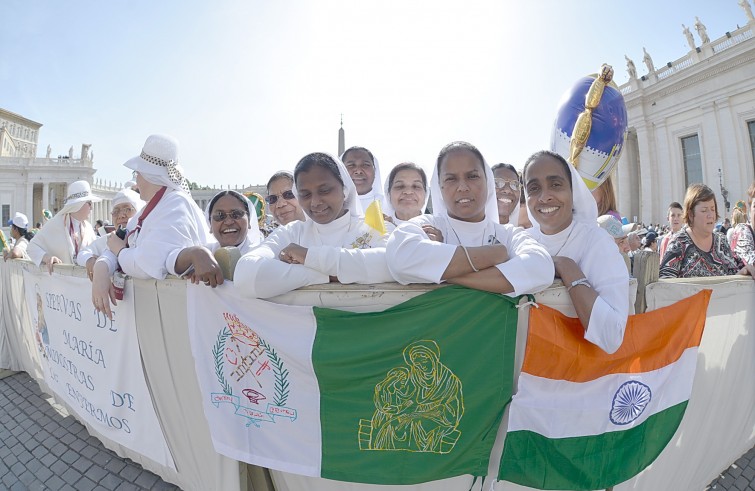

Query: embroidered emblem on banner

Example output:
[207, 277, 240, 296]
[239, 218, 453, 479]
[210, 313, 297, 428]
[358, 340, 464, 454]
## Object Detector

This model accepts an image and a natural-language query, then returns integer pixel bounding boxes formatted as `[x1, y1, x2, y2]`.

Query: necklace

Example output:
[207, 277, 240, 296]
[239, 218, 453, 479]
[549, 223, 576, 257]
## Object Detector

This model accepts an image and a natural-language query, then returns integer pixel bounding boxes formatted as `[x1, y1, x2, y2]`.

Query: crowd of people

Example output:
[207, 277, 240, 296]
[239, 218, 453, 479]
[3, 134, 755, 355]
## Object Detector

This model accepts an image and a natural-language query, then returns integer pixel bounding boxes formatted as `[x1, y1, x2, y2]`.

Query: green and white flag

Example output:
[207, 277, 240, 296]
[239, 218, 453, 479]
[188, 284, 518, 485]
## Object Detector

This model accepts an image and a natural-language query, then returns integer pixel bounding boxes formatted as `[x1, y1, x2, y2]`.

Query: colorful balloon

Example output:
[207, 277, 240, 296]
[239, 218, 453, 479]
[551, 64, 628, 190]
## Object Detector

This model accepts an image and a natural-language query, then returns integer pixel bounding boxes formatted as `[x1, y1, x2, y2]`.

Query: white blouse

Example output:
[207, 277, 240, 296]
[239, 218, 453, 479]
[530, 221, 630, 354]
[387, 214, 554, 297]
[235, 212, 392, 298]
[28, 215, 96, 266]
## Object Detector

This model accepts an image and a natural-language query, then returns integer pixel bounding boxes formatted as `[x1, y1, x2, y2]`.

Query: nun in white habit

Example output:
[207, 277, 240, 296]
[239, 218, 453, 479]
[386, 142, 553, 296]
[523, 150, 629, 354]
[27, 180, 101, 273]
[173, 190, 262, 287]
[235, 152, 393, 299]
[77, 187, 145, 277]
[92, 135, 214, 317]
[382, 162, 429, 225]
[341, 146, 385, 212]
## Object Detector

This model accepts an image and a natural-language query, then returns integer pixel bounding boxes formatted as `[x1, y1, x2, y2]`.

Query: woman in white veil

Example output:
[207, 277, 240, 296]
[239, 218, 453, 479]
[235, 152, 393, 298]
[387, 141, 553, 296]
[342, 146, 385, 212]
[382, 162, 429, 225]
[523, 150, 629, 353]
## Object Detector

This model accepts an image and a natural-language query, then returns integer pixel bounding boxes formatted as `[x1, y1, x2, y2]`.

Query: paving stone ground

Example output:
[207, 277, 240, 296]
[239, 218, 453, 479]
[0, 370, 752, 491]
[0, 371, 180, 491]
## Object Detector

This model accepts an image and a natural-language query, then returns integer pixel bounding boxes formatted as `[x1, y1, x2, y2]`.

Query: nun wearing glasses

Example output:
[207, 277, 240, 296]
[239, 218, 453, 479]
[172, 190, 262, 285]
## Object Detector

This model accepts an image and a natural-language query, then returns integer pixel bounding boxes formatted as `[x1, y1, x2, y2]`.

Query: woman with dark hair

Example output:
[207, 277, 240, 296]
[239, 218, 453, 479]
[265, 170, 305, 226]
[523, 150, 629, 354]
[660, 183, 753, 278]
[383, 162, 428, 224]
[387, 142, 552, 296]
[235, 152, 392, 298]
[490, 163, 520, 225]
[3, 212, 34, 260]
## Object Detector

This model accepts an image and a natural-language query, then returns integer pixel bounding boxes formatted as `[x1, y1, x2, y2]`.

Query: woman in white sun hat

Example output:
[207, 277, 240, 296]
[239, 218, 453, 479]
[91, 134, 215, 318]
[27, 180, 101, 273]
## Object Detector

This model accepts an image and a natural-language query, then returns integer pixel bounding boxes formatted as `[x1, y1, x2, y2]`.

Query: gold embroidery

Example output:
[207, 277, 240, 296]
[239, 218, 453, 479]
[359, 340, 464, 454]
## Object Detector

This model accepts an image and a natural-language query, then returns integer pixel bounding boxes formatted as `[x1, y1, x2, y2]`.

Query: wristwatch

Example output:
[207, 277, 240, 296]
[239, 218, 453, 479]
[567, 277, 591, 291]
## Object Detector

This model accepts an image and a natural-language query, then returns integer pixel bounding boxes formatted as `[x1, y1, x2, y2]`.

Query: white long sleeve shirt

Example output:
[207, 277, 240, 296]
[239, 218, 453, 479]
[386, 214, 554, 297]
[531, 221, 630, 354]
[235, 212, 392, 299]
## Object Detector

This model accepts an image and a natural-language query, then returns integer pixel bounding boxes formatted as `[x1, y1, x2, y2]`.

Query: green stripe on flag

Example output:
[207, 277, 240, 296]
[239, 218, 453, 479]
[313, 285, 519, 485]
[499, 401, 688, 490]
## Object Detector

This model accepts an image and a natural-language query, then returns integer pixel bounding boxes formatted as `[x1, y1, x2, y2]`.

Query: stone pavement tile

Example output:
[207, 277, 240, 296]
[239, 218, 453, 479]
[60, 448, 80, 464]
[81, 444, 99, 459]
[49, 458, 69, 475]
[115, 482, 141, 491]
[9, 462, 25, 477]
[70, 438, 87, 452]
[84, 463, 108, 483]
[16, 449, 33, 464]
[104, 457, 126, 474]
[31, 445, 48, 460]
[18, 470, 36, 486]
[118, 463, 142, 481]
[99, 472, 125, 490]
[2, 472, 17, 487]
[26, 457, 45, 474]
[134, 469, 160, 488]
[34, 465, 54, 483]
[60, 431, 77, 445]
[72, 456, 94, 474]
[91, 449, 112, 466]
[50, 441, 67, 455]
[61, 466, 82, 485]
[76, 476, 99, 491]
[39, 453, 57, 467]
[44, 474, 66, 489]
[9, 481, 26, 491]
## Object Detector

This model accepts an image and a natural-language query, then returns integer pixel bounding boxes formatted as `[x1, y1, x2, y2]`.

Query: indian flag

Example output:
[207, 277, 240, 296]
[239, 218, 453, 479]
[498, 290, 712, 490]
[188, 284, 519, 485]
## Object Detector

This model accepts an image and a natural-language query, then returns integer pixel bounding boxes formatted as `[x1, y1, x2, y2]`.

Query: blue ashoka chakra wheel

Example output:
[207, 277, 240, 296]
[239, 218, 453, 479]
[609, 381, 652, 425]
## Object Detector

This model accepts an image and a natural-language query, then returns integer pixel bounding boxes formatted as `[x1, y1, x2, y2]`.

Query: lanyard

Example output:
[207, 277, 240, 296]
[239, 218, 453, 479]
[127, 186, 167, 243]
[68, 217, 80, 257]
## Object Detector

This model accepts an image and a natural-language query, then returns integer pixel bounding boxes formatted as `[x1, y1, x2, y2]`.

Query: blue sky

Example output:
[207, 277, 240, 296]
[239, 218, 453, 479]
[2, 1, 749, 188]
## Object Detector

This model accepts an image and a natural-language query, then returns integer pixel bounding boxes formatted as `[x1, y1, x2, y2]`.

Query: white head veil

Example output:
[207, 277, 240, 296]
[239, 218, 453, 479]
[204, 190, 262, 247]
[341, 147, 384, 208]
[524, 151, 599, 234]
[429, 142, 499, 223]
[293, 152, 363, 220]
[382, 163, 430, 219]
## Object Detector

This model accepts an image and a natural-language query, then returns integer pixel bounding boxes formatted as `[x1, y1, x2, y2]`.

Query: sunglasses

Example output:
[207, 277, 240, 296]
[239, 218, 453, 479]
[211, 210, 247, 222]
[494, 178, 520, 192]
[265, 190, 295, 204]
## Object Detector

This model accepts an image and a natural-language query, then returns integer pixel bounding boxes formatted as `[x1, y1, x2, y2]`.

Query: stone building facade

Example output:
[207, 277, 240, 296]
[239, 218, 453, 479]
[617, 14, 755, 224]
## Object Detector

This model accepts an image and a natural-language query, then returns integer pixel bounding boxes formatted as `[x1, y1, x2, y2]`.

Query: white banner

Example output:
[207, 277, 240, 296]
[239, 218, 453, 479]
[23, 271, 175, 470]
[187, 283, 322, 476]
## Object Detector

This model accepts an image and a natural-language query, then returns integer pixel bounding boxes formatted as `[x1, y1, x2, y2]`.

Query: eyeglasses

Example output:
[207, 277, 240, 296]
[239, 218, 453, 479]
[211, 210, 247, 222]
[111, 206, 135, 216]
[494, 178, 520, 192]
[265, 190, 295, 204]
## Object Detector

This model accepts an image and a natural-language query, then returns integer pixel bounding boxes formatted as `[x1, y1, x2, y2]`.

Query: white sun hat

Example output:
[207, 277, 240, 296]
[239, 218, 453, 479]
[124, 134, 189, 192]
[59, 180, 102, 215]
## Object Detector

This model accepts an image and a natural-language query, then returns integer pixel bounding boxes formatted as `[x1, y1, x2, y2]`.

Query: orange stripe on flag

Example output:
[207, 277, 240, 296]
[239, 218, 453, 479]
[522, 290, 711, 383]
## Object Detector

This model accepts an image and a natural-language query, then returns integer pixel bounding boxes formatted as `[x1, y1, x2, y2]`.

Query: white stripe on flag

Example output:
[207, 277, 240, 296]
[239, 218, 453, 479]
[188, 283, 323, 476]
[508, 347, 697, 438]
